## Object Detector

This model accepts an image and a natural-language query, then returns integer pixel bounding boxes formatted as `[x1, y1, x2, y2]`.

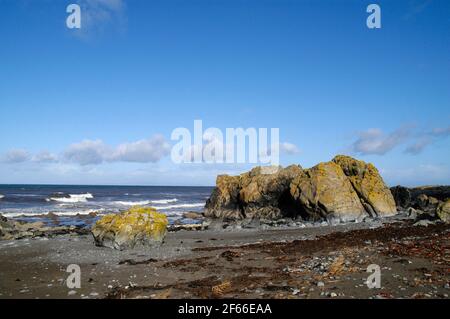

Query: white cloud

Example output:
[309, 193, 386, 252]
[64, 139, 108, 165]
[280, 142, 301, 155]
[352, 127, 412, 155]
[431, 126, 450, 137]
[180, 136, 298, 164]
[351, 125, 449, 156]
[111, 135, 171, 163]
[404, 137, 431, 155]
[32, 151, 59, 163]
[1, 149, 30, 163]
[63, 135, 171, 165]
[404, 126, 450, 155]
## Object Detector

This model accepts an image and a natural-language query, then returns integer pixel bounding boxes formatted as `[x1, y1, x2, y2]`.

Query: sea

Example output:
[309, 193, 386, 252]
[0, 185, 213, 227]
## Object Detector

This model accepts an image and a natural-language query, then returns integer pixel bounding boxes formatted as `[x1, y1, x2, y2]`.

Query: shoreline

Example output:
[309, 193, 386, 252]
[0, 215, 448, 299]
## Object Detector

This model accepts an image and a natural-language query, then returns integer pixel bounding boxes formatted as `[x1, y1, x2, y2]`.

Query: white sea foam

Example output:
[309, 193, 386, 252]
[1, 209, 103, 218]
[154, 203, 205, 210]
[0, 195, 4, 200]
[112, 200, 202, 210]
[114, 198, 178, 206]
[150, 198, 178, 204]
[73, 193, 93, 199]
[49, 193, 94, 203]
[114, 200, 151, 206]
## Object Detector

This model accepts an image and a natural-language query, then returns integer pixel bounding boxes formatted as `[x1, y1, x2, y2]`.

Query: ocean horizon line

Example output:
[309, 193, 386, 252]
[0, 183, 214, 188]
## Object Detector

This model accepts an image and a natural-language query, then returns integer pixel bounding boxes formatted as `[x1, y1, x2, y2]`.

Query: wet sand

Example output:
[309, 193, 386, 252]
[0, 219, 448, 299]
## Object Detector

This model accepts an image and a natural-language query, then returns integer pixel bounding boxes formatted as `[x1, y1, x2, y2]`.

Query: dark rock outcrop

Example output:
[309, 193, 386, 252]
[390, 186, 450, 223]
[205, 155, 397, 223]
[391, 185, 450, 208]
[0, 214, 87, 240]
[410, 186, 450, 202]
[205, 165, 302, 220]
[239, 165, 303, 220]
[390, 186, 412, 209]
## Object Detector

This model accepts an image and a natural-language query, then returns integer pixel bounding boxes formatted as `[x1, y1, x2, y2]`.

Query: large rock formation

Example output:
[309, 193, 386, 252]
[205, 155, 397, 223]
[332, 155, 397, 217]
[239, 165, 303, 220]
[206, 165, 302, 220]
[91, 207, 168, 250]
[290, 162, 366, 223]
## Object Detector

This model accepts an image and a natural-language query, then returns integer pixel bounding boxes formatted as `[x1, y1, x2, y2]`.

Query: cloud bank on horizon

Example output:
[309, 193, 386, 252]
[2, 124, 448, 166]
[0, 135, 301, 166]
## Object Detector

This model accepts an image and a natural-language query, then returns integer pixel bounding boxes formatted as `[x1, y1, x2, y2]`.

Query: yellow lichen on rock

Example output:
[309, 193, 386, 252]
[290, 161, 367, 222]
[437, 199, 450, 223]
[92, 206, 168, 250]
[332, 155, 397, 217]
[205, 155, 398, 222]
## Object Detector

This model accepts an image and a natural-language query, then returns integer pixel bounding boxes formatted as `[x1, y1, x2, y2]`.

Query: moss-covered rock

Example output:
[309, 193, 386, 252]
[437, 199, 450, 223]
[204, 155, 398, 223]
[91, 206, 168, 250]
[332, 155, 397, 217]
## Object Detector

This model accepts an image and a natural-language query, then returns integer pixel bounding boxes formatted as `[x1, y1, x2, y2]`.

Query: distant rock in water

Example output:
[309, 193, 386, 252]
[91, 207, 168, 250]
[205, 155, 397, 223]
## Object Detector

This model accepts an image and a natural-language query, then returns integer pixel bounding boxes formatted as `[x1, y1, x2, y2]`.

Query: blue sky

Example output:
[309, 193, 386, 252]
[0, 0, 449, 186]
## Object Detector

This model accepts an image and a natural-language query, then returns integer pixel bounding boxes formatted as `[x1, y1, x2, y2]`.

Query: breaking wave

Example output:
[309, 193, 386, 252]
[48, 193, 94, 203]
[0, 208, 104, 218]
[112, 200, 203, 210]
[113, 198, 179, 206]
[114, 200, 151, 206]
[150, 198, 178, 204]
